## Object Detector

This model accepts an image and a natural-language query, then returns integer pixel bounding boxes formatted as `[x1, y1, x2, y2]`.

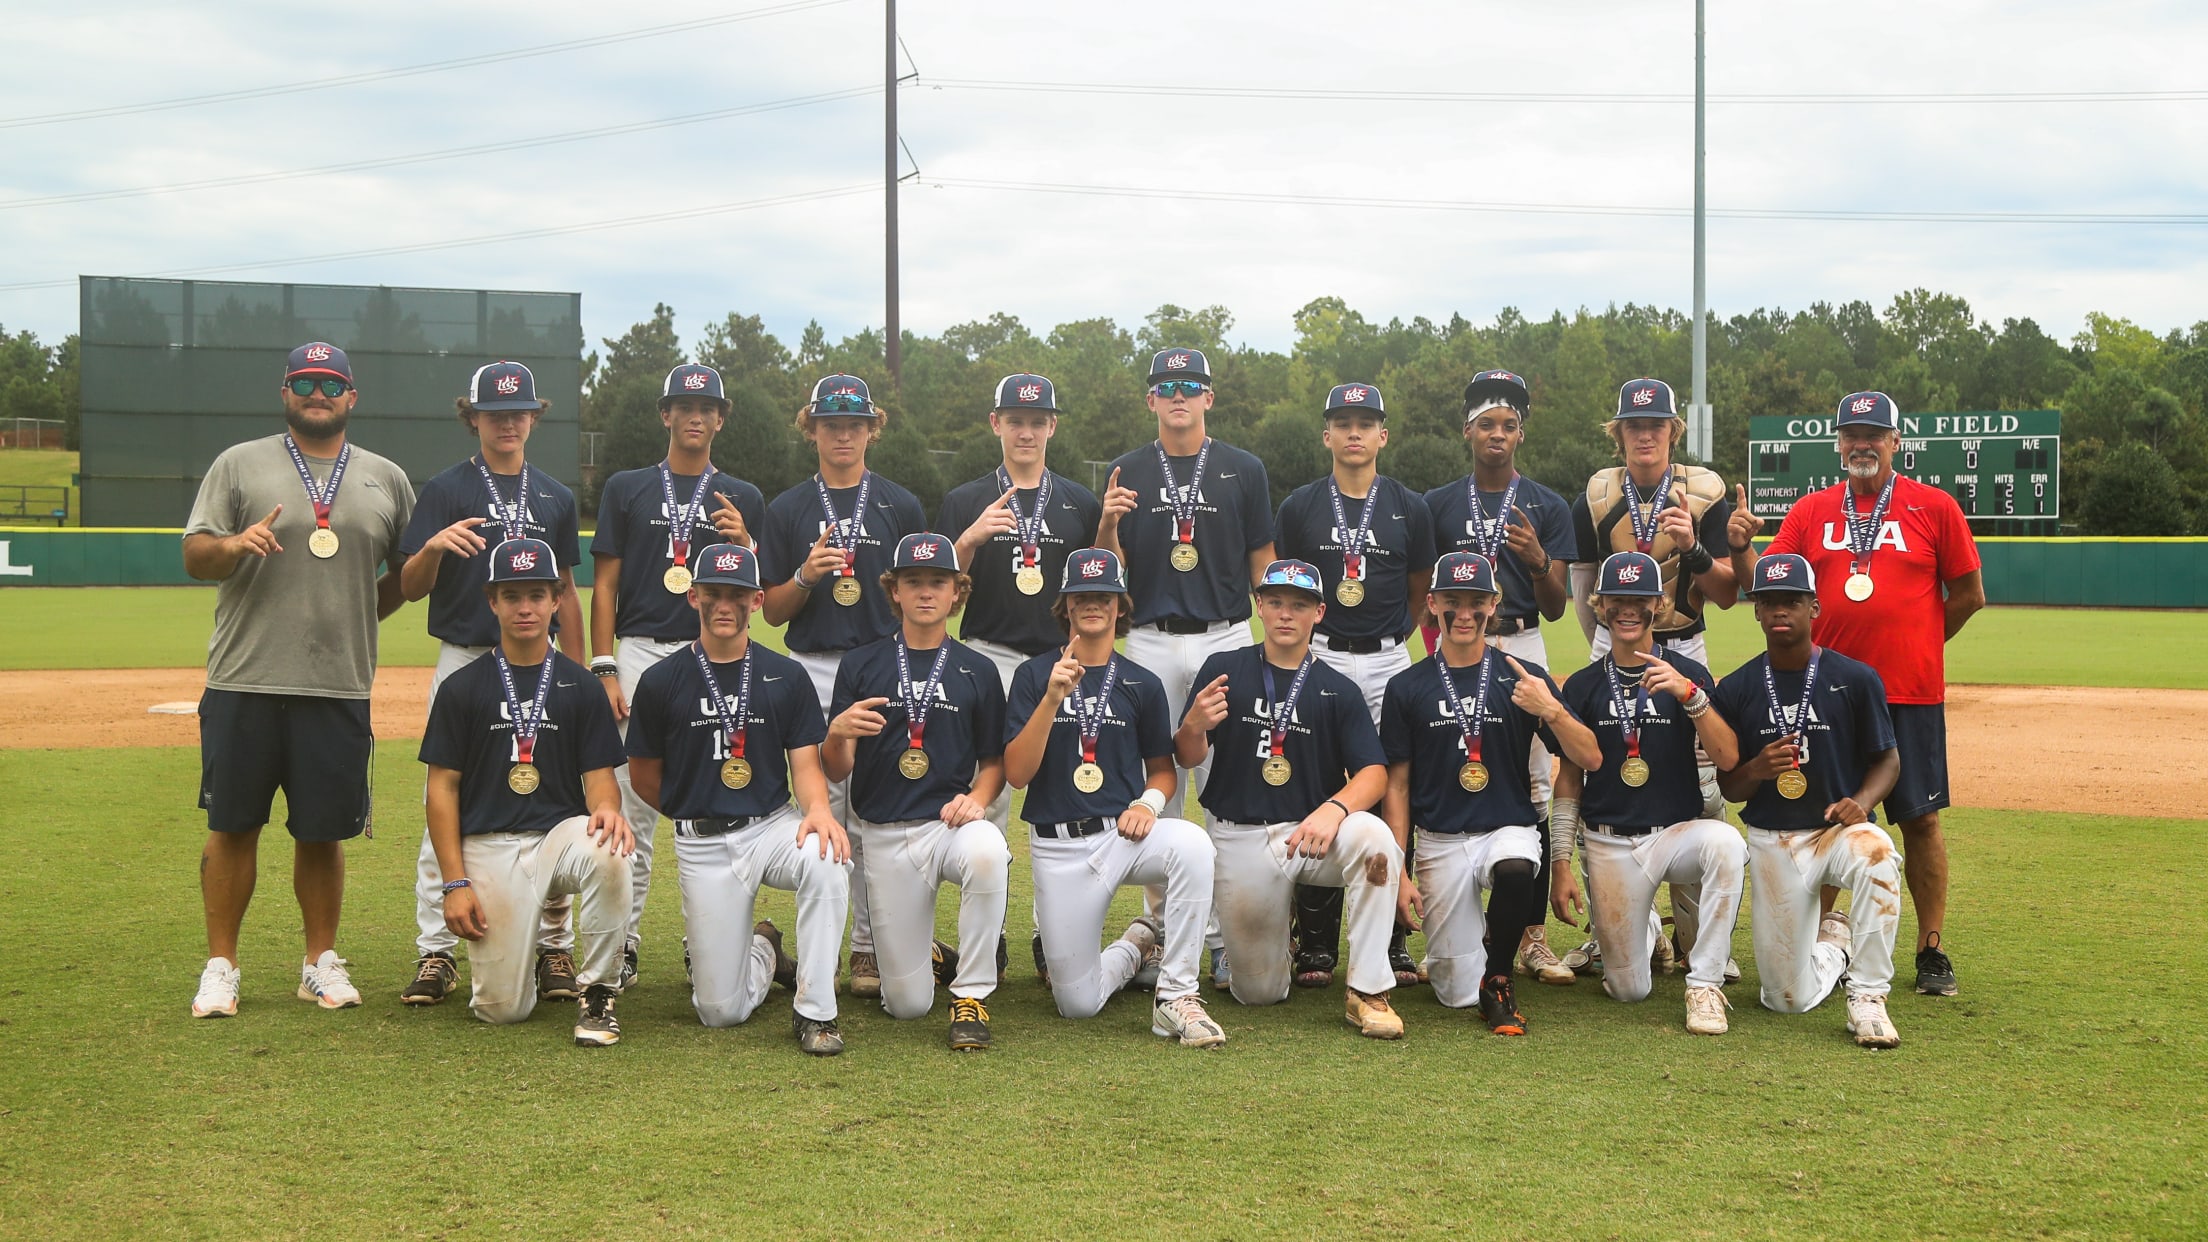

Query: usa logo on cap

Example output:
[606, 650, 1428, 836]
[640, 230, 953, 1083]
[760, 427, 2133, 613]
[1765, 559, 1792, 580]
[685, 372, 709, 390]
[1166, 353, 1190, 370]
[911, 541, 938, 560]
[495, 373, 522, 395]
[1616, 561, 1644, 583]
[1342, 387, 1368, 403]
[1018, 383, 1042, 402]
[1850, 396, 1876, 415]
[1453, 561, 1479, 581]
[305, 344, 332, 363]
[1079, 557, 1103, 578]
[1632, 388, 1654, 407]
[714, 550, 742, 572]
[510, 547, 538, 572]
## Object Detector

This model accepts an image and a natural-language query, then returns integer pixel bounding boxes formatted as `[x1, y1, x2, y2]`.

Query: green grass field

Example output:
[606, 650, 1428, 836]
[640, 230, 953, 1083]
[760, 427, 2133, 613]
[0, 448, 78, 523]
[1, 586, 2201, 692]
[1, 745, 2202, 1239]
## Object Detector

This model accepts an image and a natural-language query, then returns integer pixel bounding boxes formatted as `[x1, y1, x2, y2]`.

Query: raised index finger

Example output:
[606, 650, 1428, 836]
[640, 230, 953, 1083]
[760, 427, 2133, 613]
[1108, 466, 1122, 490]
[1504, 655, 1529, 676]
[258, 504, 283, 528]
[1510, 505, 1532, 526]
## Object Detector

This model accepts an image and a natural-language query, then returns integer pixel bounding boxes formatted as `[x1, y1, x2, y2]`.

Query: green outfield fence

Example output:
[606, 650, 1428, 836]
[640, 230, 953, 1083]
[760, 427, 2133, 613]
[0, 530, 2203, 607]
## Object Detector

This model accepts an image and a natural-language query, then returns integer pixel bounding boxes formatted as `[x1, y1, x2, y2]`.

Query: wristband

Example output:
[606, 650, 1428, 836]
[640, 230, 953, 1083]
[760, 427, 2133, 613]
[593, 665, 619, 679]
[589, 657, 616, 674]
[1530, 555, 1553, 577]
[1133, 789, 1167, 816]
[792, 568, 818, 591]
[1680, 541, 1715, 575]
[1684, 687, 1711, 716]
[1548, 798, 1581, 863]
[1324, 797, 1351, 819]
[441, 878, 472, 892]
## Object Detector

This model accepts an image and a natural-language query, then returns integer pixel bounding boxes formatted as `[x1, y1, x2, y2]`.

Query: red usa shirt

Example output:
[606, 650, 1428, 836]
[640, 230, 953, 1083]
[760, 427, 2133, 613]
[1765, 476, 1980, 704]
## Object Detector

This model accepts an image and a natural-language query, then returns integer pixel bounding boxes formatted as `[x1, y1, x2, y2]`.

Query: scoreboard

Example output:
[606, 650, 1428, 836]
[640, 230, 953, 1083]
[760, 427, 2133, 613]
[1746, 409, 2060, 524]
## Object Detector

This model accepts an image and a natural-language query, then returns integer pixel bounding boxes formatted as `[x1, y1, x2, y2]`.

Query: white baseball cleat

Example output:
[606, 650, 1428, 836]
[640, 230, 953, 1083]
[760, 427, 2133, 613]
[1684, 984, 1730, 1036]
[1561, 938, 1602, 976]
[1518, 928, 1576, 986]
[1845, 992, 1900, 1049]
[1723, 957, 1742, 985]
[1152, 993, 1227, 1048]
[297, 950, 362, 1009]
[192, 957, 239, 1018]
[1122, 915, 1163, 992]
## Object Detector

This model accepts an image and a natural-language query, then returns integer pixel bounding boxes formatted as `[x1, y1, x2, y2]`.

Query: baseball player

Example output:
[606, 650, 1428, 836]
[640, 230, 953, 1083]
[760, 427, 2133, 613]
[936, 372, 1102, 829]
[184, 341, 415, 1019]
[1272, 382, 1435, 991]
[1382, 552, 1602, 1036]
[1097, 347, 1274, 989]
[396, 360, 586, 1006]
[758, 375, 929, 999]
[589, 363, 762, 989]
[1712, 553, 1904, 1048]
[418, 538, 634, 1045]
[824, 533, 1011, 1051]
[1003, 548, 1226, 1048]
[1173, 558, 1405, 1038]
[1739, 391, 1983, 995]
[623, 543, 854, 1056]
[1550, 551, 1744, 1035]
[1421, 369, 1580, 987]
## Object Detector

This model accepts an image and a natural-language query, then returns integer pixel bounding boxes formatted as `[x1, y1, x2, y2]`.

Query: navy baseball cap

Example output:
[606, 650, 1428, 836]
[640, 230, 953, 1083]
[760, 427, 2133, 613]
[1464, 369, 1531, 418]
[808, 373, 877, 416]
[691, 542, 761, 589]
[468, 360, 540, 411]
[285, 342, 352, 383]
[1147, 348, 1212, 385]
[1836, 391, 1899, 430]
[1060, 547, 1129, 595]
[486, 537, 559, 584]
[1323, 382, 1385, 417]
[1255, 558, 1325, 599]
[1597, 551, 1665, 596]
[1612, 378, 1679, 421]
[892, 532, 960, 573]
[993, 373, 1059, 413]
[1431, 551, 1499, 595]
[661, 363, 728, 406]
[1746, 553, 1818, 596]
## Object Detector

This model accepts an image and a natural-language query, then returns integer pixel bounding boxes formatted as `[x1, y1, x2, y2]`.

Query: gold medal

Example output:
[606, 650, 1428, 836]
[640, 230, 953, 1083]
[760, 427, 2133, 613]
[308, 527, 340, 559]
[1776, 768, 1808, 800]
[1335, 578, 1366, 607]
[1170, 542, 1200, 572]
[898, 747, 931, 780]
[720, 756, 752, 789]
[1261, 754, 1292, 786]
[1015, 565, 1045, 595]
[831, 576, 862, 606]
[507, 762, 540, 795]
[1459, 761, 1489, 792]
[1072, 761, 1105, 793]
[663, 564, 692, 594]
[1844, 572, 1875, 602]
[1620, 756, 1650, 787]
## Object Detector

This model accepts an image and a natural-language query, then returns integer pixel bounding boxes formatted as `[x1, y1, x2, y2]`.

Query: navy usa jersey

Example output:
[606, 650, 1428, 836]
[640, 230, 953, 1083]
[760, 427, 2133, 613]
[401, 460, 581, 648]
[1106, 439, 1272, 626]
[1713, 649, 1896, 832]
[1558, 651, 1718, 830]
[595, 464, 766, 641]
[1189, 645, 1385, 825]
[1005, 653, 1174, 825]
[419, 651, 625, 836]
[624, 643, 827, 820]
[1423, 473, 1574, 622]
[758, 473, 928, 654]
[938, 469, 1101, 656]
[1380, 650, 1561, 835]
[831, 635, 1008, 824]
[1273, 475, 1436, 642]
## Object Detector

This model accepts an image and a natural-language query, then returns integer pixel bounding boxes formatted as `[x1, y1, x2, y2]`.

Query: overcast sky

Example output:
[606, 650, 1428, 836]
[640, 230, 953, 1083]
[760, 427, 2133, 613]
[4, 1, 2204, 361]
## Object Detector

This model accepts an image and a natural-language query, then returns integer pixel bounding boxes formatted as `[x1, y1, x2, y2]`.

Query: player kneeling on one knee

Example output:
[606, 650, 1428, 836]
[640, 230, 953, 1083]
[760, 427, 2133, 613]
[1004, 549, 1225, 1048]
[824, 534, 1013, 1051]
[1382, 553, 1602, 1036]
[1550, 552, 1744, 1034]
[622, 543, 855, 1057]
[1712, 554, 1904, 1049]
[420, 539, 636, 1046]
[1175, 559, 1404, 1038]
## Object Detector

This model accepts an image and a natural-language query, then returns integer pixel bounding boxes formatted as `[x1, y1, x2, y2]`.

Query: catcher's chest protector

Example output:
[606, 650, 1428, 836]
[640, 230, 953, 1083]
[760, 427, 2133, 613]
[1583, 463, 1727, 635]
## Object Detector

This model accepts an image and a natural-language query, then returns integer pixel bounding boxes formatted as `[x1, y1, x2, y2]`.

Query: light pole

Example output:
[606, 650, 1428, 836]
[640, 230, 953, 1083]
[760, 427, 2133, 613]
[885, 0, 902, 390]
[1687, 0, 1713, 462]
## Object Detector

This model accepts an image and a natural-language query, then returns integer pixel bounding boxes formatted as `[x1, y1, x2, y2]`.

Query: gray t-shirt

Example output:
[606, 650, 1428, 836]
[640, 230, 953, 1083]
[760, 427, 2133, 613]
[185, 433, 415, 699]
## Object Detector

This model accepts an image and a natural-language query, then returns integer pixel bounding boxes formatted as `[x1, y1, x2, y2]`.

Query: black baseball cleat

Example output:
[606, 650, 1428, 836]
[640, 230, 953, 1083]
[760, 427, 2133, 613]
[1292, 943, 1336, 989]
[400, 953, 456, 1005]
[930, 939, 959, 988]
[1389, 927, 1423, 989]
[1031, 931, 1051, 991]
[1478, 974, 1527, 1036]
[756, 920, 796, 990]
[535, 949, 579, 1002]
[617, 943, 639, 992]
[1915, 935, 1958, 996]
[995, 931, 1010, 983]
[948, 996, 992, 1051]
[794, 1013, 845, 1056]
[573, 984, 621, 1047]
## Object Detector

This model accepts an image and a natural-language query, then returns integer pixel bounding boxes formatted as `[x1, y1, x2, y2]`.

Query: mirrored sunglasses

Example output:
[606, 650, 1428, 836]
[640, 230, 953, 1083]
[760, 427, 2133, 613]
[287, 377, 351, 398]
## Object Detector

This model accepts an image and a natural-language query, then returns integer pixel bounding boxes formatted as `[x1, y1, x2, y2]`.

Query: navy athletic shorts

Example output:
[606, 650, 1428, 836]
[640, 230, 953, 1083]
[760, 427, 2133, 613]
[1883, 702, 1950, 824]
[198, 689, 374, 841]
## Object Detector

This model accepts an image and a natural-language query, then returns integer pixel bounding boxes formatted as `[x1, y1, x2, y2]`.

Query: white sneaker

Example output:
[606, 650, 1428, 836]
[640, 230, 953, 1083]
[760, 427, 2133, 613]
[1518, 928, 1576, 986]
[1684, 984, 1730, 1035]
[192, 957, 239, 1018]
[1152, 993, 1227, 1048]
[1723, 957, 1742, 985]
[297, 950, 362, 1009]
[1845, 991, 1900, 1049]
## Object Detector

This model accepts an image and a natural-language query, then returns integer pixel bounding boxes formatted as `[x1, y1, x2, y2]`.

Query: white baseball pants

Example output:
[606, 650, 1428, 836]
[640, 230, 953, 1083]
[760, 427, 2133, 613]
[790, 648, 868, 955]
[1207, 812, 1402, 1002]
[1030, 816, 1215, 1018]
[853, 816, 1012, 1018]
[1311, 640, 1411, 729]
[1745, 820, 1902, 1008]
[673, 804, 850, 1026]
[416, 641, 571, 957]
[457, 819, 632, 1025]
[1582, 818, 1744, 997]
[961, 636, 1030, 832]
[1414, 825, 1544, 1008]
[612, 635, 688, 949]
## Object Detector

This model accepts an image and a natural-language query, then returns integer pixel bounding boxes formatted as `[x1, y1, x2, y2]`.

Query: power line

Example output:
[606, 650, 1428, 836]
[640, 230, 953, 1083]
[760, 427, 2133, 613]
[924, 177, 2208, 225]
[922, 78, 2208, 105]
[0, 86, 882, 211]
[0, 0, 850, 130]
[0, 184, 875, 293]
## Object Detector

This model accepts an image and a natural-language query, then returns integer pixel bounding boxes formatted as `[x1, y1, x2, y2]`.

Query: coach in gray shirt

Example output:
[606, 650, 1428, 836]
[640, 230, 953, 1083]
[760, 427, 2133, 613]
[182, 341, 415, 1020]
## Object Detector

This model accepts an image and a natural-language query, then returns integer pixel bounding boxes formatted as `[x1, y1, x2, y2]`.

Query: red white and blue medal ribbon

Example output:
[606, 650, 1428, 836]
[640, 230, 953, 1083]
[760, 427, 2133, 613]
[473, 456, 531, 542]
[1434, 647, 1495, 765]
[659, 460, 715, 570]
[1326, 477, 1381, 582]
[814, 470, 875, 579]
[691, 641, 753, 762]
[1156, 438, 1211, 549]
[283, 434, 351, 537]
[1620, 471, 1671, 554]
[494, 649, 557, 768]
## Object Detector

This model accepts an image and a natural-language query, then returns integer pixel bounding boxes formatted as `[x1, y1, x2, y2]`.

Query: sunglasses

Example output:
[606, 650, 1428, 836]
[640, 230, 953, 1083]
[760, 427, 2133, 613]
[1265, 570, 1320, 591]
[288, 377, 352, 398]
[1152, 381, 1210, 398]
[813, 394, 871, 414]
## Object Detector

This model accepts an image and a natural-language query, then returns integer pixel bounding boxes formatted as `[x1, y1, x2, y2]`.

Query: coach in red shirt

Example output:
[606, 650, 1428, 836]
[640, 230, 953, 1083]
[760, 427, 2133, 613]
[1731, 391, 1983, 996]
